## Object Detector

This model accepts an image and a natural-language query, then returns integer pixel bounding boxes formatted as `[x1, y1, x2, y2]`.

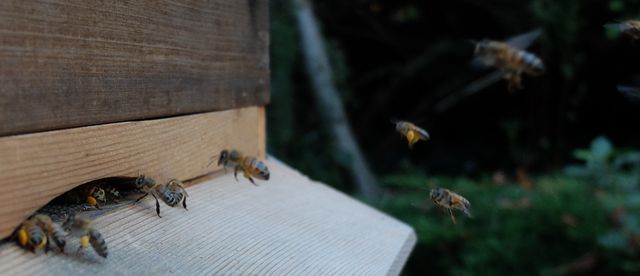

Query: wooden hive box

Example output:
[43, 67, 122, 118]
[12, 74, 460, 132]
[0, 0, 415, 274]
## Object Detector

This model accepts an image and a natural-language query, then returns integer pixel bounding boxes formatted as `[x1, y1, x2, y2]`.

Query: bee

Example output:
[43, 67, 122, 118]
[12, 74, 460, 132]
[104, 186, 122, 203]
[470, 29, 545, 91]
[85, 186, 106, 208]
[65, 215, 107, 258]
[218, 149, 270, 185]
[393, 120, 429, 149]
[617, 85, 640, 103]
[605, 20, 640, 40]
[430, 187, 472, 224]
[133, 176, 189, 218]
[54, 185, 106, 209]
[156, 179, 189, 209]
[16, 218, 48, 253]
[32, 214, 66, 252]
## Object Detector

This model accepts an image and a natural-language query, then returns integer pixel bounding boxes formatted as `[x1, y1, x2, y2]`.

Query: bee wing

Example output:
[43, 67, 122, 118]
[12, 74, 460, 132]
[470, 55, 497, 69]
[604, 23, 623, 31]
[415, 126, 430, 140]
[434, 71, 505, 113]
[617, 85, 640, 102]
[505, 28, 542, 49]
[463, 70, 505, 94]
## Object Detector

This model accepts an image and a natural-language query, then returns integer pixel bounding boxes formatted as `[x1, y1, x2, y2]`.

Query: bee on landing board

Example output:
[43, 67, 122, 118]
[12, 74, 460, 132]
[65, 215, 107, 258]
[430, 187, 472, 224]
[393, 121, 430, 149]
[470, 29, 545, 91]
[32, 214, 66, 253]
[133, 176, 189, 218]
[217, 149, 270, 186]
[605, 20, 640, 40]
[16, 217, 48, 253]
[13, 214, 66, 254]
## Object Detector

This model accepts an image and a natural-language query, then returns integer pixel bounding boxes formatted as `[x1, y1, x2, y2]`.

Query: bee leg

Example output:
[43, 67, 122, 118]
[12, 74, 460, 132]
[134, 193, 149, 204]
[150, 193, 162, 218]
[506, 72, 523, 92]
[242, 171, 258, 186]
[234, 166, 240, 182]
[448, 208, 457, 224]
[182, 197, 188, 210]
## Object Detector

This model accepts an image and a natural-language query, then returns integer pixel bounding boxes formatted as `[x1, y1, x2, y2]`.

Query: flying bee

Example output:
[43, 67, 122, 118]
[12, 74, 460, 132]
[470, 29, 545, 91]
[605, 20, 640, 40]
[430, 187, 472, 224]
[65, 215, 108, 258]
[16, 217, 48, 253]
[32, 214, 66, 252]
[393, 120, 429, 149]
[133, 176, 189, 217]
[218, 149, 270, 185]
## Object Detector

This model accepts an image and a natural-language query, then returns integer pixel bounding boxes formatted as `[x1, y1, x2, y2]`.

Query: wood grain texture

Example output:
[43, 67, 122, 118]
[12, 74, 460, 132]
[0, 0, 270, 136]
[0, 160, 416, 275]
[0, 106, 264, 238]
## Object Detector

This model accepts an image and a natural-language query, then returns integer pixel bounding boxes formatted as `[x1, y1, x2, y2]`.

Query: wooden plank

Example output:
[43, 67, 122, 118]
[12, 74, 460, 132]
[0, 160, 416, 275]
[0, 106, 264, 238]
[0, 0, 270, 136]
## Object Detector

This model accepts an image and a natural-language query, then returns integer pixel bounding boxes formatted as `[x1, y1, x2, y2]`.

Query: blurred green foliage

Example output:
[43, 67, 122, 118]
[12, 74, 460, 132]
[375, 136, 639, 275]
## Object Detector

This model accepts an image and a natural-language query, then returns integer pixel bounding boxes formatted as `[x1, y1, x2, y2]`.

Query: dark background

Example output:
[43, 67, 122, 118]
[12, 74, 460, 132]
[269, 0, 640, 274]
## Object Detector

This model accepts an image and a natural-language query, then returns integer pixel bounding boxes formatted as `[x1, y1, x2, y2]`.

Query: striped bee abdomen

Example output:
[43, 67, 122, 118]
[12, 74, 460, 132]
[156, 185, 183, 207]
[89, 228, 108, 258]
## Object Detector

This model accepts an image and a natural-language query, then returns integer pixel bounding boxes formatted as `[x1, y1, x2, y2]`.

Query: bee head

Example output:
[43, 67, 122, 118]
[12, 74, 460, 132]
[258, 169, 270, 180]
[29, 234, 45, 248]
[135, 175, 155, 189]
[254, 162, 270, 180]
[430, 187, 443, 199]
[393, 121, 408, 132]
[218, 150, 229, 166]
[472, 39, 490, 54]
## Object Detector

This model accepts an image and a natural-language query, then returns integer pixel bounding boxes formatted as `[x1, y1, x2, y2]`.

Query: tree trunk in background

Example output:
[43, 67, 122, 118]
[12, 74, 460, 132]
[292, 0, 381, 200]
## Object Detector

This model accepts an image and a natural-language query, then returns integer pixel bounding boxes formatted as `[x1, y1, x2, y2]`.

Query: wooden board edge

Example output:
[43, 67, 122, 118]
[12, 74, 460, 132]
[387, 229, 417, 276]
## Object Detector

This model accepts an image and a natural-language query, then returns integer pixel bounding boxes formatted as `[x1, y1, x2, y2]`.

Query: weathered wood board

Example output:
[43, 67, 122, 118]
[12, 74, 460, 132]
[0, 0, 270, 136]
[0, 160, 416, 275]
[0, 106, 264, 238]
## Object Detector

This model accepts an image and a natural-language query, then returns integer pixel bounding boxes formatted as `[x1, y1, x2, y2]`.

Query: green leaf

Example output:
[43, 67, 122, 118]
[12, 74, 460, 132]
[573, 149, 592, 161]
[591, 136, 613, 161]
[598, 230, 628, 250]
